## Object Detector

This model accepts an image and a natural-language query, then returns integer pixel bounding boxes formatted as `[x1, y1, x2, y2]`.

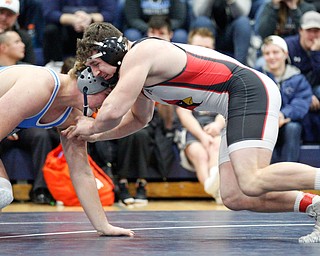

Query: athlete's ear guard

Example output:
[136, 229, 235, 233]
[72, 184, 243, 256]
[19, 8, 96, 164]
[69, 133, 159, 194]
[77, 67, 111, 116]
[77, 67, 110, 95]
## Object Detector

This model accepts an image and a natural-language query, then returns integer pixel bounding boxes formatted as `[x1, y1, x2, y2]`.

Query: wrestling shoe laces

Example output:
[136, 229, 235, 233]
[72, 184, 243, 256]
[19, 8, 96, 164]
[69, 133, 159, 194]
[299, 201, 320, 243]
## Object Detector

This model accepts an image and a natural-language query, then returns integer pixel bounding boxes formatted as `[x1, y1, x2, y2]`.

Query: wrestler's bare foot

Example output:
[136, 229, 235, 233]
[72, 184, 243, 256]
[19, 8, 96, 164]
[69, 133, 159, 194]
[98, 224, 135, 237]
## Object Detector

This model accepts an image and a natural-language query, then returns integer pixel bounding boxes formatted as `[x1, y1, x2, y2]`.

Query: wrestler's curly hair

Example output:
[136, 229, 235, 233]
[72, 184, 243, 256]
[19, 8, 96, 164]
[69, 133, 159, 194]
[76, 22, 127, 64]
[68, 60, 87, 79]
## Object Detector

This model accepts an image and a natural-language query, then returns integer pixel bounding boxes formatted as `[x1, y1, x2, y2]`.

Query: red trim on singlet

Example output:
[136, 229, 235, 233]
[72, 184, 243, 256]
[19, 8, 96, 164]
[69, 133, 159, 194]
[161, 52, 233, 89]
[299, 193, 316, 212]
[169, 52, 233, 86]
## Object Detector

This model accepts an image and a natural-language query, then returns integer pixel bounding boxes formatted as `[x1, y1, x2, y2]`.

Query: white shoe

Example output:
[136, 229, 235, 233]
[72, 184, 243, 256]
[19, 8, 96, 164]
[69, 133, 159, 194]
[299, 201, 320, 243]
[204, 166, 220, 199]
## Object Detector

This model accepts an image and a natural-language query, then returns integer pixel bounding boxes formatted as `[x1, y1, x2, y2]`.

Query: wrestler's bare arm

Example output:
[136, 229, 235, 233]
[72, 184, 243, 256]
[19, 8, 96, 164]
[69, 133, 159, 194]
[92, 49, 155, 133]
[0, 75, 53, 141]
[59, 130, 134, 237]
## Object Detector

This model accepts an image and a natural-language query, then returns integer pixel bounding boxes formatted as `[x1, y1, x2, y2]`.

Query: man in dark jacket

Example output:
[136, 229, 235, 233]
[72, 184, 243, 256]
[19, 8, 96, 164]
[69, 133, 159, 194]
[285, 11, 320, 143]
[257, 35, 312, 162]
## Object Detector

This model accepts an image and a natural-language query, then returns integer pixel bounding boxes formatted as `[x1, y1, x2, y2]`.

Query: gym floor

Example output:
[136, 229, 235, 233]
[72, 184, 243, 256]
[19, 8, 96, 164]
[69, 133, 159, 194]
[1, 200, 320, 255]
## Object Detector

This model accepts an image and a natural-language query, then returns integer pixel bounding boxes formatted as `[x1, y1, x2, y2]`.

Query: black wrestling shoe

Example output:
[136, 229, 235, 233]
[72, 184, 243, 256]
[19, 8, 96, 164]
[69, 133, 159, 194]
[118, 181, 134, 205]
[134, 180, 148, 204]
[30, 188, 55, 205]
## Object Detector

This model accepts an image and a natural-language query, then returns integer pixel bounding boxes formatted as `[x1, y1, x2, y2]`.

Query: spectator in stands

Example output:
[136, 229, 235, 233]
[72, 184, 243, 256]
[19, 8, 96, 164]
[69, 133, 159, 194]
[187, 27, 215, 49]
[0, 0, 35, 64]
[0, 30, 25, 65]
[284, 10, 320, 143]
[257, 35, 312, 162]
[147, 15, 173, 42]
[0, 30, 58, 205]
[123, 0, 188, 43]
[42, 0, 117, 65]
[255, 0, 316, 40]
[190, 0, 252, 65]
[175, 27, 224, 203]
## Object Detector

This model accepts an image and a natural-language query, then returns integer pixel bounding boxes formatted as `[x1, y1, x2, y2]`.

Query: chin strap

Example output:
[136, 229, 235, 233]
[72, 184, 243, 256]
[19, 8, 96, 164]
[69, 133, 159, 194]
[83, 87, 94, 117]
[83, 86, 89, 116]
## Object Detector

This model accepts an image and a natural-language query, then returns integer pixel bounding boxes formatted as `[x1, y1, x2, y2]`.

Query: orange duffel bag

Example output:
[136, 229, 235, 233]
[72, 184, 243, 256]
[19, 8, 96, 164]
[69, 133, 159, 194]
[43, 144, 114, 206]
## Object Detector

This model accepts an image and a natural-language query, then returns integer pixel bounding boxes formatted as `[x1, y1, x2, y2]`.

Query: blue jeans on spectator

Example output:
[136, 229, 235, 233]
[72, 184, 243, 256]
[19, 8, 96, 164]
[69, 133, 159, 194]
[272, 122, 303, 163]
[302, 85, 320, 143]
[249, 0, 268, 20]
[190, 15, 251, 65]
[302, 112, 320, 143]
[124, 28, 188, 44]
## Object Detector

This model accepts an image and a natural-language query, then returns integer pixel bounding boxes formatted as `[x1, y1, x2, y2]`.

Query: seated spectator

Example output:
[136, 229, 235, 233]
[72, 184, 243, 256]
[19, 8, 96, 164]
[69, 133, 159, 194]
[0, 31, 25, 65]
[284, 11, 320, 143]
[123, 0, 188, 43]
[190, 0, 252, 65]
[176, 108, 224, 202]
[42, 0, 116, 65]
[255, 0, 316, 40]
[187, 27, 215, 49]
[147, 15, 173, 41]
[0, 0, 35, 64]
[257, 35, 312, 162]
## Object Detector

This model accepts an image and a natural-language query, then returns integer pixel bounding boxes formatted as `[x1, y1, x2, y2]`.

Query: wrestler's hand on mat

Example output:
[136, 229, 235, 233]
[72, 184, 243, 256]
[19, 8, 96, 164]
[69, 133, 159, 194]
[98, 224, 135, 237]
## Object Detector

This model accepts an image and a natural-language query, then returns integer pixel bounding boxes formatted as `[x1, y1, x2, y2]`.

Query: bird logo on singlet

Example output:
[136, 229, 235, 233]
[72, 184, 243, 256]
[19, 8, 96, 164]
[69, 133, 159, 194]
[163, 97, 202, 110]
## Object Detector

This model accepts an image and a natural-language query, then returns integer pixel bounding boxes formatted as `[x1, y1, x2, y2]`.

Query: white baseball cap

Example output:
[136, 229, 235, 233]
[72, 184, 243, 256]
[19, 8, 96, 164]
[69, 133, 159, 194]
[261, 35, 288, 53]
[0, 0, 20, 14]
[300, 11, 320, 30]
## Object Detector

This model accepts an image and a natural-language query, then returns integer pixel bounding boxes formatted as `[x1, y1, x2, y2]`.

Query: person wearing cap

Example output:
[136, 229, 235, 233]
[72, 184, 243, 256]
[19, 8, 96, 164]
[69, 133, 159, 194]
[285, 10, 320, 143]
[0, 63, 134, 237]
[64, 22, 320, 243]
[0, 0, 35, 64]
[257, 35, 312, 163]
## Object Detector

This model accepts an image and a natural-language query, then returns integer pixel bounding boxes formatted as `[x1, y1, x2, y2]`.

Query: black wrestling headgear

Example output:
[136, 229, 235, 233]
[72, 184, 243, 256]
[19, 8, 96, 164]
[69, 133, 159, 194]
[88, 36, 128, 67]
